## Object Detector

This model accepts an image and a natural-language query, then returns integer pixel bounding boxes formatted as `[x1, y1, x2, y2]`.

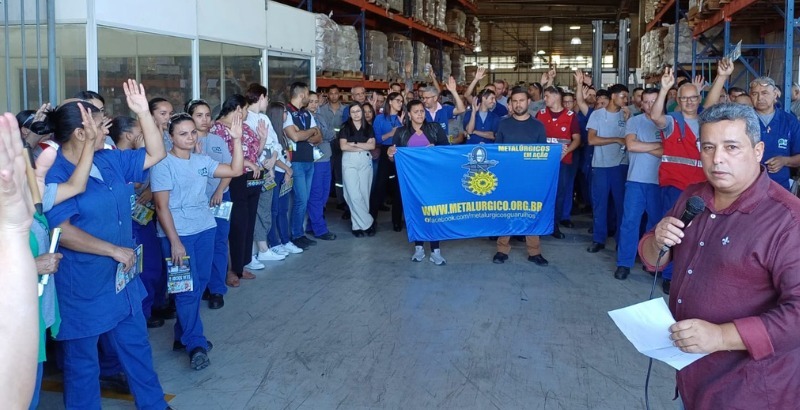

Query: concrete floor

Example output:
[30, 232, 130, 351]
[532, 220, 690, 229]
[39, 212, 678, 410]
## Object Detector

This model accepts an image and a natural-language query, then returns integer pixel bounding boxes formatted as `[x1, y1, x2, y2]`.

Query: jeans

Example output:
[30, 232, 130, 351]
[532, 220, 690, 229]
[555, 162, 578, 223]
[591, 165, 627, 244]
[659, 185, 683, 280]
[207, 190, 231, 295]
[290, 161, 315, 239]
[307, 161, 332, 236]
[160, 228, 214, 352]
[616, 182, 662, 268]
[268, 171, 292, 247]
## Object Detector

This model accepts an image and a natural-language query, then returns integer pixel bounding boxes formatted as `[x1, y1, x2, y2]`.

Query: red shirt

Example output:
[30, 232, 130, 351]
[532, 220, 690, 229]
[536, 108, 579, 164]
[209, 121, 260, 171]
[639, 170, 800, 409]
[659, 116, 705, 190]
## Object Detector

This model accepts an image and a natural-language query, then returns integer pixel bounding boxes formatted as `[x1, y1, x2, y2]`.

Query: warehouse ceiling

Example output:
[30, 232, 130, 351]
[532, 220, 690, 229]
[475, 0, 637, 60]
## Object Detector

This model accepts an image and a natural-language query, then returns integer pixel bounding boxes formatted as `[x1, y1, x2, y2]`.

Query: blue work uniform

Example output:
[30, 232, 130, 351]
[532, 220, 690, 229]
[491, 103, 508, 118]
[46, 148, 166, 410]
[759, 109, 800, 190]
[463, 110, 500, 144]
[373, 113, 402, 146]
[425, 103, 456, 135]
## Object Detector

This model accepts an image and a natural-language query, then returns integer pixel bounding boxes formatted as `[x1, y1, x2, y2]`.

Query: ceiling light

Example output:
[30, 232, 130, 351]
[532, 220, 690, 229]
[474, 45, 482, 52]
[571, 37, 582, 45]
[537, 50, 546, 55]
[576, 56, 585, 61]
[540, 25, 552, 32]
[570, 26, 581, 30]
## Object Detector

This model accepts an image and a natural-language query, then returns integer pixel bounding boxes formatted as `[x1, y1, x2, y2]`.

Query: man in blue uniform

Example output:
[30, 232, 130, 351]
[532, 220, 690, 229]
[420, 76, 466, 135]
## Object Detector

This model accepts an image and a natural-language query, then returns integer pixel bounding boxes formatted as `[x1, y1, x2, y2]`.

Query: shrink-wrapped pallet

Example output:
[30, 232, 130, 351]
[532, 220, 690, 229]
[315, 14, 339, 72]
[451, 49, 466, 84]
[365, 30, 389, 80]
[433, 0, 447, 31]
[337, 25, 362, 72]
[413, 41, 431, 81]
[466, 16, 481, 48]
[387, 57, 400, 81]
[430, 47, 452, 81]
[388, 33, 414, 79]
[423, 0, 437, 26]
[662, 19, 692, 65]
[644, 0, 656, 23]
[375, 0, 403, 12]
[446, 9, 466, 38]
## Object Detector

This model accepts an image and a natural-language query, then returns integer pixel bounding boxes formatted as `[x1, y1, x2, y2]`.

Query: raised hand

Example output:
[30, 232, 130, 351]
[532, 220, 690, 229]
[692, 75, 706, 93]
[445, 76, 458, 93]
[33, 103, 51, 122]
[574, 69, 584, 86]
[230, 113, 243, 140]
[257, 119, 267, 139]
[471, 96, 479, 111]
[78, 103, 98, 144]
[661, 67, 675, 90]
[0, 113, 34, 233]
[123, 79, 149, 115]
[581, 85, 591, 100]
[474, 66, 487, 82]
[717, 57, 734, 77]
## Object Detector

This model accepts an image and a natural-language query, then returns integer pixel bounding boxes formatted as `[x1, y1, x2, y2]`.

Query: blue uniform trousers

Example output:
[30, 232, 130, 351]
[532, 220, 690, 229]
[290, 161, 315, 239]
[591, 165, 627, 244]
[133, 219, 165, 319]
[29, 362, 43, 409]
[160, 228, 214, 353]
[659, 186, 683, 280]
[616, 181, 662, 267]
[60, 310, 166, 410]
[555, 162, 578, 223]
[207, 191, 231, 295]
[307, 161, 332, 236]
[268, 171, 291, 247]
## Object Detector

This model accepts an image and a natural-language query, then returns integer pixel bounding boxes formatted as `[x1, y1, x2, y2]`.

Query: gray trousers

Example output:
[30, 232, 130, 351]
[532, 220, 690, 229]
[342, 151, 374, 230]
[254, 185, 275, 242]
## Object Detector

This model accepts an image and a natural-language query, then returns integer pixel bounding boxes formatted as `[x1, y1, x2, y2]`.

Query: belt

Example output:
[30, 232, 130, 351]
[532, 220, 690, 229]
[661, 155, 701, 167]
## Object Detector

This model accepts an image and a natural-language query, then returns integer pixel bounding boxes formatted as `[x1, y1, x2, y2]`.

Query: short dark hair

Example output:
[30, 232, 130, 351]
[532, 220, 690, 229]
[73, 90, 105, 105]
[389, 82, 402, 90]
[244, 83, 268, 105]
[109, 116, 138, 144]
[562, 92, 575, 99]
[543, 86, 562, 97]
[44, 101, 101, 145]
[148, 97, 171, 114]
[327, 84, 340, 92]
[608, 84, 629, 95]
[596, 90, 611, 99]
[642, 88, 660, 97]
[728, 86, 746, 95]
[290, 82, 309, 99]
[632, 87, 645, 94]
[509, 86, 530, 99]
[529, 82, 543, 95]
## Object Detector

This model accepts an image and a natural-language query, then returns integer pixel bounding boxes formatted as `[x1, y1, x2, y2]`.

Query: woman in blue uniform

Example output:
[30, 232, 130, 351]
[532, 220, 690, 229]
[151, 112, 243, 370]
[44, 80, 169, 410]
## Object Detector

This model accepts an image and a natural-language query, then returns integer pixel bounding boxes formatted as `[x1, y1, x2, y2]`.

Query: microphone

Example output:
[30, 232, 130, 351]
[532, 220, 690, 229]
[659, 195, 706, 256]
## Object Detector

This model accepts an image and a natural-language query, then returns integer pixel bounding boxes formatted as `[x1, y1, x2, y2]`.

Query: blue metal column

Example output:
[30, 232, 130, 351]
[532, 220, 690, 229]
[691, 39, 697, 79]
[47, 0, 56, 105]
[783, 0, 795, 112]
[724, 19, 731, 89]
[436, 38, 443, 80]
[673, 1, 679, 71]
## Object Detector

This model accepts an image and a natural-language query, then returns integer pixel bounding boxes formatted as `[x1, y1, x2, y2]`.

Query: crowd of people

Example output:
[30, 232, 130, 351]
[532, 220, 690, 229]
[5, 57, 800, 408]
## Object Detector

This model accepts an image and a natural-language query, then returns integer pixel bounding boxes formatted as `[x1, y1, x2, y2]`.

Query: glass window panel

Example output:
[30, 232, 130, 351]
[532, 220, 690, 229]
[98, 26, 191, 117]
[200, 41, 262, 115]
[267, 55, 311, 103]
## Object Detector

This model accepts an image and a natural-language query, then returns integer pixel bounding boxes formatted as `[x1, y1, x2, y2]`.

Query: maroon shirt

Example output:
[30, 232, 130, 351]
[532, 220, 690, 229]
[639, 169, 800, 409]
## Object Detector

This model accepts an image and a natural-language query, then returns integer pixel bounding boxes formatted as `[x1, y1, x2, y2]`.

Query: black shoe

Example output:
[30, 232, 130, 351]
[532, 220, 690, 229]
[560, 220, 575, 229]
[208, 294, 224, 309]
[551, 228, 565, 239]
[587, 242, 605, 253]
[146, 316, 165, 328]
[152, 305, 176, 320]
[513, 235, 525, 242]
[528, 254, 549, 266]
[315, 232, 337, 241]
[336, 203, 347, 211]
[588, 227, 593, 234]
[174, 340, 213, 352]
[201, 288, 210, 301]
[305, 236, 318, 246]
[393, 223, 402, 232]
[99, 372, 130, 394]
[352, 230, 365, 237]
[366, 223, 376, 237]
[614, 266, 631, 280]
[379, 205, 390, 211]
[608, 230, 617, 238]
[291, 236, 311, 249]
[341, 210, 351, 220]
[662, 279, 671, 295]
[189, 347, 210, 370]
[492, 252, 509, 264]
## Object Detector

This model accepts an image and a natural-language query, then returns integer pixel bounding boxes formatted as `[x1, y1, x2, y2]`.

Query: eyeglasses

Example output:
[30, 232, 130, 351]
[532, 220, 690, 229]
[678, 96, 700, 102]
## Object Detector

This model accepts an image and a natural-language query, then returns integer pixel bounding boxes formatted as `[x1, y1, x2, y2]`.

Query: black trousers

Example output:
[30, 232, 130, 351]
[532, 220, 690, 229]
[330, 140, 346, 206]
[369, 145, 403, 225]
[228, 171, 261, 277]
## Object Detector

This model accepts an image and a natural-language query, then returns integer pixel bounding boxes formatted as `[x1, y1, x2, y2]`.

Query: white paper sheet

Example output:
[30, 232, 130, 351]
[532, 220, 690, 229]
[608, 298, 707, 370]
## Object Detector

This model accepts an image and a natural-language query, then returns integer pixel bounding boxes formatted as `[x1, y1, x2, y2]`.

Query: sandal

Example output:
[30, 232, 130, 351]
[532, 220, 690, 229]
[241, 270, 256, 280]
[226, 272, 240, 287]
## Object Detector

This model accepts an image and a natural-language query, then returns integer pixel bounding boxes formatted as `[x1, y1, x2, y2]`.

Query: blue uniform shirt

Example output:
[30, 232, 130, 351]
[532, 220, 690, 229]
[491, 103, 508, 118]
[462, 110, 500, 144]
[760, 110, 800, 189]
[373, 113, 402, 146]
[45, 148, 148, 339]
[425, 104, 456, 136]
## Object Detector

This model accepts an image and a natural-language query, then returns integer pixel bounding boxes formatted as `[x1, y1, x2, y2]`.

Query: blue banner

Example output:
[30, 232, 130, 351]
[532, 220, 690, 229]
[394, 144, 561, 242]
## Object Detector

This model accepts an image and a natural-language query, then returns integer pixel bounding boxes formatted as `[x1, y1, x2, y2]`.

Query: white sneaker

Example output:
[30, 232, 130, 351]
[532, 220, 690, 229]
[411, 246, 425, 262]
[258, 249, 286, 261]
[244, 257, 265, 270]
[270, 245, 289, 256]
[283, 242, 304, 254]
[429, 249, 446, 265]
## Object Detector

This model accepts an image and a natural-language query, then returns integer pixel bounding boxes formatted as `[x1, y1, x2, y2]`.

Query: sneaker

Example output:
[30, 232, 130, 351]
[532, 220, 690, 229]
[411, 245, 425, 262]
[429, 249, 446, 265]
[258, 249, 286, 261]
[244, 257, 265, 270]
[283, 242, 304, 254]
[189, 347, 210, 371]
[270, 245, 289, 256]
[292, 236, 311, 249]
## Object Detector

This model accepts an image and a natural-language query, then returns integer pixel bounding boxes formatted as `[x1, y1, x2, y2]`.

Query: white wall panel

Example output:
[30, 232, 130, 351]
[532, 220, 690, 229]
[266, 1, 314, 55]
[95, 0, 196, 38]
[197, 0, 267, 48]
